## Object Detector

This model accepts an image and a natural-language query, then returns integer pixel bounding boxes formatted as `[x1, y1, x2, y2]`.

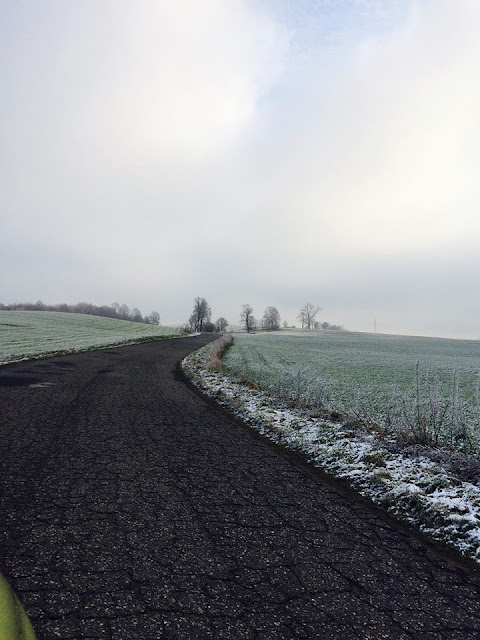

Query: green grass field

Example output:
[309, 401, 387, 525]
[223, 330, 480, 450]
[0, 311, 180, 364]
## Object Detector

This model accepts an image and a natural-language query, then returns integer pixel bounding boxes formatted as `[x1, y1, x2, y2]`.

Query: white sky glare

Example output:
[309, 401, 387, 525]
[1, 0, 479, 339]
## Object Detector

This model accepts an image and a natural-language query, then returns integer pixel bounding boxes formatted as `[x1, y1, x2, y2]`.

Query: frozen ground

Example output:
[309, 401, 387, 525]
[183, 339, 480, 566]
[223, 330, 480, 452]
[0, 310, 180, 365]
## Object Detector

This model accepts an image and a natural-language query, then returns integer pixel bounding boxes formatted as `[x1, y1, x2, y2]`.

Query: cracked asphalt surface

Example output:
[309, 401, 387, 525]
[1, 335, 480, 639]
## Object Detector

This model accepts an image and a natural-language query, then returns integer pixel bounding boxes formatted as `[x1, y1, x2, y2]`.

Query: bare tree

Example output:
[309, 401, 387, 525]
[131, 307, 143, 322]
[240, 304, 254, 333]
[118, 304, 131, 320]
[263, 306, 281, 331]
[188, 312, 196, 332]
[149, 311, 160, 325]
[297, 302, 321, 329]
[190, 297, 211, 332]
[215, 317, 229, 332]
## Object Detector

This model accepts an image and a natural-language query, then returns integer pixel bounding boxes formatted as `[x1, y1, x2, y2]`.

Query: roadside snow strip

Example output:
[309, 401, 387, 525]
[182, 342, 480, 566]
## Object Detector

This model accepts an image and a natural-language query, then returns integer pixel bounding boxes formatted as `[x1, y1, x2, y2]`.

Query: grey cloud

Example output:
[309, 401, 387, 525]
[2, 1, 480, 339]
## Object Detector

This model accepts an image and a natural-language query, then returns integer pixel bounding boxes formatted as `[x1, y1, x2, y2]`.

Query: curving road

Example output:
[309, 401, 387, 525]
[1, 336, 480, 639]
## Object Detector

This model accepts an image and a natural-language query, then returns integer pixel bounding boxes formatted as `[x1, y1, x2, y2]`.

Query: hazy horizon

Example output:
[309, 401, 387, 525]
[2, 1, 479, 340]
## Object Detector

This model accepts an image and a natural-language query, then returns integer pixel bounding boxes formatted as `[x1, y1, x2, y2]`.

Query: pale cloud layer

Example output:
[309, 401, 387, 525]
[2, 0, 479, 338]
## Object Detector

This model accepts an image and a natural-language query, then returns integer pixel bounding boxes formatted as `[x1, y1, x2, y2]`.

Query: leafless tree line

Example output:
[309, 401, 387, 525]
[0, 300, 160, 325]
[239, 304, 281, 332]
[239, 302, 343, 333]
[3, 297, 342, 334]
[183, 297, 343, 334]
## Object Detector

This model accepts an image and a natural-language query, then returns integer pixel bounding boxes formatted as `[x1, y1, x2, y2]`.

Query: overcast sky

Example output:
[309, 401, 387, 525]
[2, 0, 479, 339]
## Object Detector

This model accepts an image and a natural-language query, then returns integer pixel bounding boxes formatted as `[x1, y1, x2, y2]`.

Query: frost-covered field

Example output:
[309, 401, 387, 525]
[183, 337, 480, 565]
[0, 311, 180, 364]
[223, 330, 480, 451]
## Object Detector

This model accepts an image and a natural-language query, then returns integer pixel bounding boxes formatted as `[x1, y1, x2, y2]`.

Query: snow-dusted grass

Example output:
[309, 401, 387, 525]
[183, 336, 480, 566]
[223, 330, 480, 451]
[0, 311, 180, 364]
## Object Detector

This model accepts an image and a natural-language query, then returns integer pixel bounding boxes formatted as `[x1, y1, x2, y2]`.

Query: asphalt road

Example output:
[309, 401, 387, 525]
[1, 336, 480, 639]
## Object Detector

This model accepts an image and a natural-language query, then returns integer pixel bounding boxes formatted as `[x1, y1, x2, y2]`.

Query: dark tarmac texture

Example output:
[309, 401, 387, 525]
[1, 336, 480, 639]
